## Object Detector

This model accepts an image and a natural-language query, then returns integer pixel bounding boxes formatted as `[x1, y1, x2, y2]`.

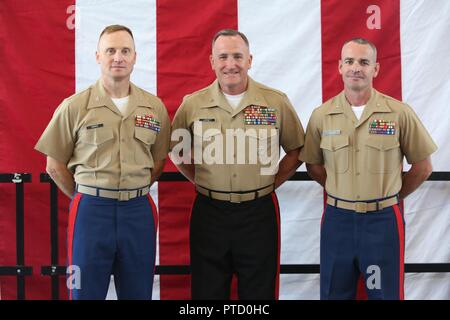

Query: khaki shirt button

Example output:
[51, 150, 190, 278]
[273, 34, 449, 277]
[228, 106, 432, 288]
[121, 138, 125, 142]
[122, 159, 126, 163]
[356, 172, 360, 176]
[232, 174, 237, 178]
[356, 195, 360, 199]
[356, 149, 360, 152]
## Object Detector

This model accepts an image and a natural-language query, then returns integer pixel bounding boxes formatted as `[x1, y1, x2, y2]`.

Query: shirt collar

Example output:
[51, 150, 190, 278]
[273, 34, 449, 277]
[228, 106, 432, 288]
[326, 89, 392, 121]
[201, 77, 269, 116]
[87, 80, 153, 115]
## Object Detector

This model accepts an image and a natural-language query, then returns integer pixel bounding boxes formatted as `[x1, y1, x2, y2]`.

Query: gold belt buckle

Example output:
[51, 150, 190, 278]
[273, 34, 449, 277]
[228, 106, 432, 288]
[355, 202, 368, 213]
[230, 193, 242, 203]
[118, 191, 131, 201]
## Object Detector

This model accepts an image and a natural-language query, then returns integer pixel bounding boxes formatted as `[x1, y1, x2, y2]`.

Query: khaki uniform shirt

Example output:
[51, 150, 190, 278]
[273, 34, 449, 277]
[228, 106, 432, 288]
[171, 77, 305, 191]
[299, 89, 437, 201]
[35, 80, 170, 189]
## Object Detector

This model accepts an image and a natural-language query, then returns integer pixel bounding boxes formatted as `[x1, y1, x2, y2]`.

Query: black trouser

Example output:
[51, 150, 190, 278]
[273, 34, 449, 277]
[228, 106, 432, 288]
[190, 192, 280, 300]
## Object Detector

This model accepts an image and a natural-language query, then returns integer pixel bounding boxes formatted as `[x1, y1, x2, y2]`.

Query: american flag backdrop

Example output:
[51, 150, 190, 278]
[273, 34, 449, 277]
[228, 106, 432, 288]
[0, 0, 449, 299]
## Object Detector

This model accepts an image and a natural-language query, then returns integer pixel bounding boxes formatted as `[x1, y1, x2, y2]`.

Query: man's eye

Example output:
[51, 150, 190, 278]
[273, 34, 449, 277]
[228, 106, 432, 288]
[107, 49, 115, 54]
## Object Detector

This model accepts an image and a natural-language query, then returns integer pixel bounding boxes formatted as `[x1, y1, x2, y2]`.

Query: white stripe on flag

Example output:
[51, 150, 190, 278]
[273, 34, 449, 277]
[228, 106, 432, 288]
[75, 0, 157, 94]
[400, 0, 450, 171]
[238, 0, 322, 124]
[400, 0, 450, 300]
[238, 0, 323, 300]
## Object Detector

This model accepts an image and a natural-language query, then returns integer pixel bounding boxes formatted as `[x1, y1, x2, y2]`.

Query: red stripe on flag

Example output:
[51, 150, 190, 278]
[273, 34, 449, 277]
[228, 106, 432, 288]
[156, 0, 237, 299]
[393, 204, 405, 300]
[0, 0, 75, 299]
[320, 0, 402, 300]
[157, 182, 195, 299]
[321, 0, 402, 101]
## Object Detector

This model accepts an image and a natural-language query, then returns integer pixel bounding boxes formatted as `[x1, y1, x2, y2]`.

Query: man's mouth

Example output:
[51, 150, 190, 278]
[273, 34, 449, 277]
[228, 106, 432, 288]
[348, 74, 364, 80]
[223, 70, 239, 75]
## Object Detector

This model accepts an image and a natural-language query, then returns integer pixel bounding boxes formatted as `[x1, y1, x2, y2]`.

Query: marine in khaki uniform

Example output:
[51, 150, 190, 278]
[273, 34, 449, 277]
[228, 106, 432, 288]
[171, 29, 305, 300]
[35, 25, 170, 300]
[300, 38, 437, 300]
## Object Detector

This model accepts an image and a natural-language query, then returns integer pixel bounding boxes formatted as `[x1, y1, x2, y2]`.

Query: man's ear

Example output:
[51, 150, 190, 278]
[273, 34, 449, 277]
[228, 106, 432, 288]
[209, 54, 215, 70]
[338, 59, 343, 75]
[373, 62, 380, 78]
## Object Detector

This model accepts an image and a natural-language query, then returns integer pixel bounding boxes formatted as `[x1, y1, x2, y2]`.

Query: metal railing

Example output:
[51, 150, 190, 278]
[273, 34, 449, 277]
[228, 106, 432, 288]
[1, 172, 449, 299]
[0, 173, 33, 300]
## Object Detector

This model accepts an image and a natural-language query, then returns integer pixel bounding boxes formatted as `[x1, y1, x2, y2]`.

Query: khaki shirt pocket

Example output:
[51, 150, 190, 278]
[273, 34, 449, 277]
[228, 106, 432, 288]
[366, 136, 401, 173]
[79, 127, 114, 168]
[320, 135, 349, 174]
[134, 127, 157, 167]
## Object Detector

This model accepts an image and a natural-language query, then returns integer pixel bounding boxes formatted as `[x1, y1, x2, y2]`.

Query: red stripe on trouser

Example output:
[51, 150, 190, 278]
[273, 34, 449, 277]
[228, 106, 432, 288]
[147, 193, 159, 280]
[67, 193, 82, 300]
[321, 191, 327, 226]
[156, 0, 238, 299]
[356, 274, 368, 300]
[393, 204, 405, 300]
[271, 192, 281, 300]
[147, 194, 159, 234]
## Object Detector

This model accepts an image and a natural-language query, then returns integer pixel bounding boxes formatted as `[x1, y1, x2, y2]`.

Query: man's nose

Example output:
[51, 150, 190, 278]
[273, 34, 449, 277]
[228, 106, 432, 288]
[113, 52, 124, 62]
[224, 57, 236, 68]
[351, 62, 362, 72]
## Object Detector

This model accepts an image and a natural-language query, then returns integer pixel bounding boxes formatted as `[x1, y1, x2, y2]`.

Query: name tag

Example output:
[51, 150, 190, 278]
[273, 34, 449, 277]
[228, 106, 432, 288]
[323, 129, 341, 136]
[86, 123, 104, 130]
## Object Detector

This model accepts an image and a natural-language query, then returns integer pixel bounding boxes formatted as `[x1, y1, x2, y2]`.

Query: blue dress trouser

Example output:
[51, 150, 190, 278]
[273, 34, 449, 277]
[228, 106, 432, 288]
[67, 193, 157, 300]
[320, 203, 405, 300]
